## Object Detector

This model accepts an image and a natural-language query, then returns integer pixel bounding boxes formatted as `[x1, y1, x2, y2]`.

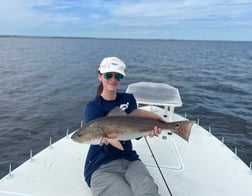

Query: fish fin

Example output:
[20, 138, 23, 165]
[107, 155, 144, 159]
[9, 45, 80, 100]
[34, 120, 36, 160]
[102, 138, 124, 151]
[130, 109, 164, 121]
[107, 107, 127, 116]
[110, 139, 124, 151]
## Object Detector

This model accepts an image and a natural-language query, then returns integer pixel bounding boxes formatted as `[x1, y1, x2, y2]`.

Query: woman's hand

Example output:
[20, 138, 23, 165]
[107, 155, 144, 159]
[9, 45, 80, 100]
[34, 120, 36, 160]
[148, 126, 161, 137]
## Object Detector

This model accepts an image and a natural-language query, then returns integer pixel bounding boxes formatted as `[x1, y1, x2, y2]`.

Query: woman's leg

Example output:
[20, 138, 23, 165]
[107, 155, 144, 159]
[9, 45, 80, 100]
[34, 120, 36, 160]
[125, 160, 160, 196]
[91, 159, 134, 196]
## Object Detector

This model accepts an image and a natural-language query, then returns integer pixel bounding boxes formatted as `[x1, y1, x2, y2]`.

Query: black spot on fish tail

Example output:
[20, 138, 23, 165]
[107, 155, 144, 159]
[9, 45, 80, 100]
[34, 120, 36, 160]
[175, 122, 184, 133]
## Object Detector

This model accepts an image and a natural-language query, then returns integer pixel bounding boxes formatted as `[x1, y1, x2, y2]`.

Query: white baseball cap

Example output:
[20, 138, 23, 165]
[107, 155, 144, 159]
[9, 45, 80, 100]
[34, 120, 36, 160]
[98, 57, 126, 76]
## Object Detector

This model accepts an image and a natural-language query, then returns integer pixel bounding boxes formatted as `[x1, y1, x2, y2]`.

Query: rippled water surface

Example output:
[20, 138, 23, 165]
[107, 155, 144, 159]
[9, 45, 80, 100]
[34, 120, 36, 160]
[0, 37, 251, 177]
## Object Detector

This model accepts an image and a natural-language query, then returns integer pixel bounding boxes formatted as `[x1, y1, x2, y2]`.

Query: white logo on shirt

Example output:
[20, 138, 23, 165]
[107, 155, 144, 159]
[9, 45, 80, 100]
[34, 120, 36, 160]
[120, 102, 129, 111]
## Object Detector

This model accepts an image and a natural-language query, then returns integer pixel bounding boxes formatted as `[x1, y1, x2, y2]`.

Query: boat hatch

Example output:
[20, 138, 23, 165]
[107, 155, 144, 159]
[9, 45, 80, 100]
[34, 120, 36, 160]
[126, 82, 182, 121]
[133, 135, 184, 171]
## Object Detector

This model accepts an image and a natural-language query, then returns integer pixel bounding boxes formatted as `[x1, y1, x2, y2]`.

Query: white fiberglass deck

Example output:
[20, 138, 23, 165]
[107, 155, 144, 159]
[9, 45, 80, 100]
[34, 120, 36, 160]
[134, 106, 252, 196]
[0, 108, 251, 196]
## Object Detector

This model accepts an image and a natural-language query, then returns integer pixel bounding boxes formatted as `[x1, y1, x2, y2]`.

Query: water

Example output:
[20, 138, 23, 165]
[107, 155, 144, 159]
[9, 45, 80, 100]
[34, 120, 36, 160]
[0, 37, 252, 178]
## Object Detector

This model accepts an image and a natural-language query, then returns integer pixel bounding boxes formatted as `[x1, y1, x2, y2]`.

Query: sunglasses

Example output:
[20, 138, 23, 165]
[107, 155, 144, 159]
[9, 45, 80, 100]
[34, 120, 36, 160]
[103, 72, 124, 81]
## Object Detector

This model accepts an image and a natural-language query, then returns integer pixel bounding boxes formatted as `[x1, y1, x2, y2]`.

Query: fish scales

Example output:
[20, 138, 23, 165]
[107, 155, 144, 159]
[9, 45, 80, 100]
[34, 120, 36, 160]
[71, 114, 194, 144]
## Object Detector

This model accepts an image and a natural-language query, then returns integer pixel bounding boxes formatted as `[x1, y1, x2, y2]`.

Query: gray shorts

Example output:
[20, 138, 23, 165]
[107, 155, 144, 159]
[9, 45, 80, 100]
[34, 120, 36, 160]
[90, 159, 160, 196]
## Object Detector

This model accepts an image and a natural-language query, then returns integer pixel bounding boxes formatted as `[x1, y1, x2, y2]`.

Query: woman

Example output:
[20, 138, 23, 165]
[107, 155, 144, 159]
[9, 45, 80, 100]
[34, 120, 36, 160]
[84, 57, 161, 196]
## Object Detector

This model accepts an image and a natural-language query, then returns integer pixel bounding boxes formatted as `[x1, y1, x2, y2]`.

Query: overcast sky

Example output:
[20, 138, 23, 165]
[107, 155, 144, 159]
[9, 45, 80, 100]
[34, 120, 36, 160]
[1, 0, 252, 41]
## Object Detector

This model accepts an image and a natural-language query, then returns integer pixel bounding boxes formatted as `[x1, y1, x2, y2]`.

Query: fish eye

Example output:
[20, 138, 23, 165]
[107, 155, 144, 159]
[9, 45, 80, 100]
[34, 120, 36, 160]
[76, 133, 82, 137]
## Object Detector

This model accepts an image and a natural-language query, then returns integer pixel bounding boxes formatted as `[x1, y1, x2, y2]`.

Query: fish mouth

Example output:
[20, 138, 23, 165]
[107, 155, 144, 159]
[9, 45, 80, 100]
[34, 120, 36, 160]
[71, 129, 85, 143]
[71, 130, 103, 145]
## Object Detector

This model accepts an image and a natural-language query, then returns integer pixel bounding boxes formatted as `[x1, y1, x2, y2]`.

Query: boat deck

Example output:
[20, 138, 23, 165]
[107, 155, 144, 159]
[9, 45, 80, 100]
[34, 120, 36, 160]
[0, 107, 251, 195]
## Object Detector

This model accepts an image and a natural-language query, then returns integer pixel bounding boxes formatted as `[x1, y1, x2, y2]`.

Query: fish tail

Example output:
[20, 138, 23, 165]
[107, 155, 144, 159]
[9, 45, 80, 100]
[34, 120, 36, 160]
[170, 120, 195, 141]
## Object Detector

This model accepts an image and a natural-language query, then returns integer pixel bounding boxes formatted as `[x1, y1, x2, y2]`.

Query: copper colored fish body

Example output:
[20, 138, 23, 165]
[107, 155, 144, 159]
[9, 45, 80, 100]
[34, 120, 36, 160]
[71, 107, 194, 144]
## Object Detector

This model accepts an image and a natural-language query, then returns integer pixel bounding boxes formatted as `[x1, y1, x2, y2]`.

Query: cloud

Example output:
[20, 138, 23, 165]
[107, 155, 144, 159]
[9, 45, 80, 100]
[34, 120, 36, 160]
[0, 0, 251, 40]
[106, 0, 252, 21]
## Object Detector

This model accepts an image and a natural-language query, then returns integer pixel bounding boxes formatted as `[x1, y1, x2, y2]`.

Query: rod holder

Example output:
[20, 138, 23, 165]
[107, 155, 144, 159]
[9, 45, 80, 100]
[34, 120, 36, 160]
[234, 147, 239, 159]
[7, 163, 14, 179]
[221, 136, 224, 144]
[197, 118, 200, 125]
[30, 149, 33, 160]
[233, 147, 239, 160]
[49, 137, 53, 149]
[66, 128, 69, 138]
[208, 126, 212, 135]
[250, 162, 252, 170]
[80, 120, 83, 128]
[9, 163, 12, 176]
[184, 112, 187, 119]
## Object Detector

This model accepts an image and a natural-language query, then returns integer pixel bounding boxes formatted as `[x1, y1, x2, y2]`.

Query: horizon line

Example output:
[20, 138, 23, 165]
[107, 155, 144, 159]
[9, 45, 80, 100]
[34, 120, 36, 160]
[0, 34, 251, 43]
